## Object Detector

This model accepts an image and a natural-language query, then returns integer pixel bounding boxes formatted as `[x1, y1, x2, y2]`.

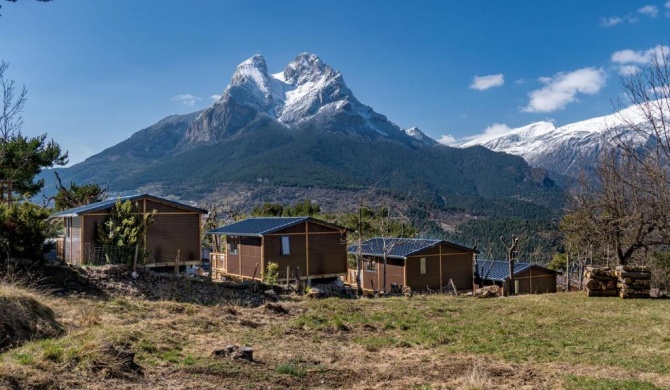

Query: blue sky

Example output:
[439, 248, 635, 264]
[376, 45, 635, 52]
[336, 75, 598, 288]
[1, 0, 669, 164]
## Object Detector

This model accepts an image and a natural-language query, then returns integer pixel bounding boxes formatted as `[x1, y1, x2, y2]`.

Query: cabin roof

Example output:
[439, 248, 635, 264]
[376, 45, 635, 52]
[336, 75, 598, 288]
[348, 237, 477, 260]
[207, 217, 344, 237]
[50, 193, 207, 218]
[475, 260, 559, 282]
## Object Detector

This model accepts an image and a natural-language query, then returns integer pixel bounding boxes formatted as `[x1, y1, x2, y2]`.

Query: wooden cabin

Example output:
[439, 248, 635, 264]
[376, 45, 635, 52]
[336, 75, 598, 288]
[207, 217, 348, 282]
[348, 238, 477, 293]
[51, 194, 206, 267]
[475, 260, 559, 294]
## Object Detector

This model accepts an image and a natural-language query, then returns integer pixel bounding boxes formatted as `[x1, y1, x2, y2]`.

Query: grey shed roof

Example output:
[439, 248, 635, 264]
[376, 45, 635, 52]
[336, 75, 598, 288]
[207, 217, 344, 237]
[348, 238, 477, 260]
[475, 260, 559, 282]
[50, 194, 206, 218]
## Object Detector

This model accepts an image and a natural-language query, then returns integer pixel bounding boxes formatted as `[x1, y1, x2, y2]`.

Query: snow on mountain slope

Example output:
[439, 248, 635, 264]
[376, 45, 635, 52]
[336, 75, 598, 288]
[460, 106, 651, 177]
[182, 53, 435, 147]
[405, 126, 438, 146]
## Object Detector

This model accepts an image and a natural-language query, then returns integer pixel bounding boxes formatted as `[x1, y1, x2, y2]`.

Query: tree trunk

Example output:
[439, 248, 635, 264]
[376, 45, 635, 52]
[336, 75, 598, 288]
[355, 254, 362, 296]
[382, 254, 387, 293]
[508, 259, 515, 296]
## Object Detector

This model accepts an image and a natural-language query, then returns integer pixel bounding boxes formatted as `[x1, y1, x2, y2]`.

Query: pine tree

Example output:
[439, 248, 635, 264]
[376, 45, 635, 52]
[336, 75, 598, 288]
[97, 199, 155, 265]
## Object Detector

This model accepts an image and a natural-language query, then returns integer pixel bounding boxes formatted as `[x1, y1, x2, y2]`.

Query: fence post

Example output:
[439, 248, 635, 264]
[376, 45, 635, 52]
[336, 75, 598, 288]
[133, 245, 139, 271]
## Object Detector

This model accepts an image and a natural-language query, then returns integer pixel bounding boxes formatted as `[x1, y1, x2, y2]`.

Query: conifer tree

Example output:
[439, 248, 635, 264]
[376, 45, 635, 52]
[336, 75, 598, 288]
[97, 199, 156, 264]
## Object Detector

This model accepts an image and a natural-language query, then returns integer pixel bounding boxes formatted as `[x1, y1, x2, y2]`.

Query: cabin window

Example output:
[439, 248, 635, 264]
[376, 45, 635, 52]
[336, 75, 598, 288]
[228, 236, 239, 255]
[281, 236, 290, 255]
[365, 258, 376, 272]
[420, 258, 426, 274]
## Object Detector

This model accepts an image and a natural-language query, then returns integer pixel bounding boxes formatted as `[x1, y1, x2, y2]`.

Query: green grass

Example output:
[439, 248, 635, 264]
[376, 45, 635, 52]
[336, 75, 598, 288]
[2, 287, 669, 388]
[276, 363, 307, 377]
[291, 293, 670, 373]
[564, 375, 663, 390]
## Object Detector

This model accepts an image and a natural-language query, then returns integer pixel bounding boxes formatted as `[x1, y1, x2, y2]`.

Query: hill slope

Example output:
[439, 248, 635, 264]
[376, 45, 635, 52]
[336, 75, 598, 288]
[44, 53, 565, 223]
[2, 275, 668, 389]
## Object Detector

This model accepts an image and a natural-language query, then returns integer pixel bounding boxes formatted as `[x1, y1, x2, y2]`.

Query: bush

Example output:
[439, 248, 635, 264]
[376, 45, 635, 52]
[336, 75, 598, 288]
[264, 262, 279, 286]
[0, 202, 51, 263]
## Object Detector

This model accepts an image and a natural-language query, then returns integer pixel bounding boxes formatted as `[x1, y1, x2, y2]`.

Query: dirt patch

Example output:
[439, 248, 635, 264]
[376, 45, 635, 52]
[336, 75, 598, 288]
[2, 263, 287, 307]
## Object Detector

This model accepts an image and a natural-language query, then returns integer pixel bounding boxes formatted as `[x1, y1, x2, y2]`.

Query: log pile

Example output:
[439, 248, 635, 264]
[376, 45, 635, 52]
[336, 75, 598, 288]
[583, 267, 618, 297]
[615, 265, 651, 299]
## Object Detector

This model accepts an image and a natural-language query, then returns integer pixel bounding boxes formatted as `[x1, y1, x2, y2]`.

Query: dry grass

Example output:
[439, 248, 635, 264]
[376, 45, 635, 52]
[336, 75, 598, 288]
[0, 281, 63, 351]
[1, 285, 670, 389]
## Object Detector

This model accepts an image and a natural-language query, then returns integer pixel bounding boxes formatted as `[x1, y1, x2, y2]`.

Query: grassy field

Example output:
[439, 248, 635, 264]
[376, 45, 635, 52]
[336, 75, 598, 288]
[1, 281, 669, 389]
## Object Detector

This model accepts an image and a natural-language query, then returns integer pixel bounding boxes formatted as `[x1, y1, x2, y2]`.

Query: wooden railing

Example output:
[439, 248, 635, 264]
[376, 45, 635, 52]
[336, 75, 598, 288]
[210, 252, 226, 279]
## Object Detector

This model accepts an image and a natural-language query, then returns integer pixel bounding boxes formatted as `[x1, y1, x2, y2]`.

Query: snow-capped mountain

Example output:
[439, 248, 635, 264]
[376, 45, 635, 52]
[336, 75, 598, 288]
[44, 51, 564, 221]
[405, 126, 438, 146]
[460, 105, 650, 177]
[181, 53, 433, 148]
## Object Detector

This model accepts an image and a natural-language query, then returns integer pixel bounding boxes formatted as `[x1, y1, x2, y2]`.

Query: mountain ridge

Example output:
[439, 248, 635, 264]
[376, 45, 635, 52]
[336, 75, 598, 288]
[42, 52, 564, 224]
[458, 105, 651, 177]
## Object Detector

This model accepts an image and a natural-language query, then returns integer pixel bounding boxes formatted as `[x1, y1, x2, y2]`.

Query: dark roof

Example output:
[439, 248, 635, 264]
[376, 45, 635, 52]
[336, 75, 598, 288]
[207, 217, 344, 237]
[475, 260, 559, 282]
[50, 194, 206, 218]
[348, 238, 477, 260]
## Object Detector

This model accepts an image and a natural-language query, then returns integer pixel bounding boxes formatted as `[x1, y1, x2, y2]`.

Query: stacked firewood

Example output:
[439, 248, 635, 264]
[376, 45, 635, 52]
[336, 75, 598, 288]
[583, 267, 618, 297]
[615, 265, 651, 299]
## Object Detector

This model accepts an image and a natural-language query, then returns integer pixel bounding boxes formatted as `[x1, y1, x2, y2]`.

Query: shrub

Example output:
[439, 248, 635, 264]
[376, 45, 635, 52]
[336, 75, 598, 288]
[264, 262, 279, 286]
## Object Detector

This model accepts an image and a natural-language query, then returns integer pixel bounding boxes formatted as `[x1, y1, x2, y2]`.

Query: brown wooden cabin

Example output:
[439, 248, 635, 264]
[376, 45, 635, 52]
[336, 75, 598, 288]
[51, 194, 206, 267]
[348, 238, 477, 293]
[475, 260, 559, 294]
[207, 217, 348, 282]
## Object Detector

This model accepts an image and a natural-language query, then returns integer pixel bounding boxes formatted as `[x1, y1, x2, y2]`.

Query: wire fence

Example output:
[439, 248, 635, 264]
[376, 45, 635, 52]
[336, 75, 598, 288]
[83, 244, 183, 266]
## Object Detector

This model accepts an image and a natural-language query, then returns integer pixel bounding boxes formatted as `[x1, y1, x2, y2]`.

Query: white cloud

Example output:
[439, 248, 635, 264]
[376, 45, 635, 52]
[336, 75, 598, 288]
[522, 67, 606, 113]
[600, 4, 658, 27]
[440, 123, 517, 145]
[437, 134, 458, 146]
[638, 5, 658, 17]
[171, 94, 202, 106]
[618, 65, 640, 76]
[599, 16, 623, 27]
[611, 45, 670, 64]
[466, 123, 513, 141]
[469, 74, 505, 91]
[210, 94, 222, 101]
[453, 123, 515, 144]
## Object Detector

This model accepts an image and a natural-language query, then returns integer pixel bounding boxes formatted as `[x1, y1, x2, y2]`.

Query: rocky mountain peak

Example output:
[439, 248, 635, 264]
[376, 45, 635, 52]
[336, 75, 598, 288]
[181, 52, 439, 148]
[230, 54, 269, 87]
[405, 127, 438, 146]
[283, 52, 334, 85]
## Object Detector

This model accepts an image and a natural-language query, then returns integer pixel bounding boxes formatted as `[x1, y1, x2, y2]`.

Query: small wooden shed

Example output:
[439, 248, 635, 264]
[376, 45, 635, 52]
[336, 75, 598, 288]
[207, 217, 348, 282]
[51, 194, 206, 267]
[475, 260, 559, 294]
[348, 238, 477, 293]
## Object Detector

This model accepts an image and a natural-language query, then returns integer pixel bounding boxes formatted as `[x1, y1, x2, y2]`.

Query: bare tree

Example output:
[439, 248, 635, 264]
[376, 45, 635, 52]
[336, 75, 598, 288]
[563, 47, 670, 266]
[372, 193, 436, 293]
[0, 60, 26, 141]
[501, 235, 519, 295]
[201, 202, 242, 252]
